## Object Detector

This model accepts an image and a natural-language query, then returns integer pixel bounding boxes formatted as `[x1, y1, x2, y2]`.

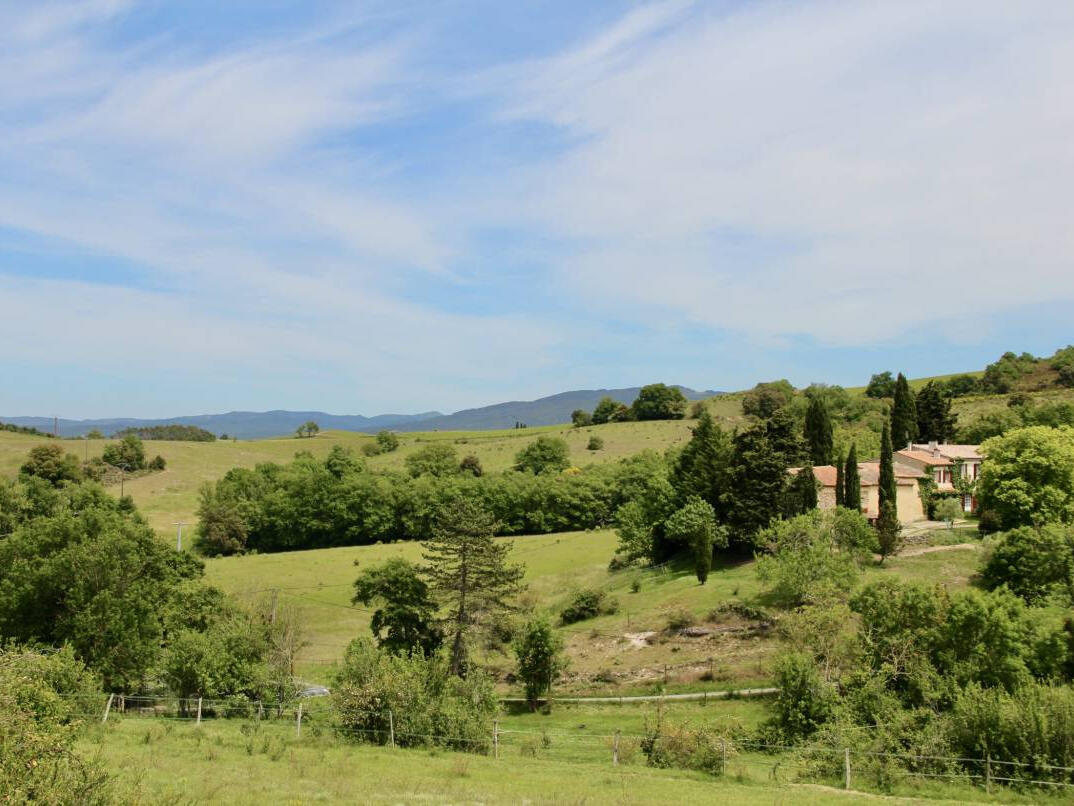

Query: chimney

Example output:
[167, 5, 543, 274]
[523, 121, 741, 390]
[928, 440, 939, 457]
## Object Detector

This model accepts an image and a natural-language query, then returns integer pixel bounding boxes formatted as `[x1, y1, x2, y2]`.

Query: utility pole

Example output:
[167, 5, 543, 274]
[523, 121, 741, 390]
[173, 522, 188, 551]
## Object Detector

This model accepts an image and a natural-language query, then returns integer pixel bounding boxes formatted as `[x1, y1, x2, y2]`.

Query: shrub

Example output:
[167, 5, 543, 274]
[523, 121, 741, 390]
[979, 525, 1074, 604]
[514, 618, 567, 707]
[665, 607, 695, 632]
[642, 723, 729, 775]
[560, 589, 618, 625]
[767, 652, 837, 742]
[405, 443, 459, 477]
[332, 638, 497, 752]
[587, 436, 604, 451]
[101, 434, 146, 470]
[459, 455, 483, 477]
[148, 454, 166, 471]
[361, 442, 382, 457]
[375, 430, 400, 453]
[20, 444, 83, 485]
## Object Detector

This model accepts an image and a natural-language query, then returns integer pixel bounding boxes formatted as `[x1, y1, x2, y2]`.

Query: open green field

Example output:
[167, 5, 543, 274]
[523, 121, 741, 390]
[206, 527, 983, 691]
[81, 716, 1002, 805]
[0, 418, 697, 537]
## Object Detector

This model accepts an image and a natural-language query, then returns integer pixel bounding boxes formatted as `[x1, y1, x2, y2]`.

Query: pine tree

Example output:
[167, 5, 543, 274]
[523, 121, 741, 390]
[876, 420, 902, 563]
[782, 465, 819, 518]
[422, 499, 525, 676]
[890, 372, 918, 449]
[915, 381, 957, 443]
[843, 443, 861, 513]
[804, 396, 834, 466]
[835, 450, 846, 508]
[765, 408, 805, 466]
[724, 424, 788, 546]
[669, 410, 732, 516]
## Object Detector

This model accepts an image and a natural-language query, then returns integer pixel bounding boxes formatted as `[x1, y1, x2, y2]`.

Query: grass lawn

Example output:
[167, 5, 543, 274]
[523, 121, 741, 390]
[81, 717, 995, 805]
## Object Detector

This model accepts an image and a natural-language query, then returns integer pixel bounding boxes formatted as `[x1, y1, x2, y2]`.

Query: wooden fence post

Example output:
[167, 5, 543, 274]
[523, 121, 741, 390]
[613, 730, 620, 766]
[296, 703, 303, 738]
[720, 738, 727, 774]
[388, 709, 395, 748]
[257, 701, 263, 724]
[493, 720, 499, 759]
[101, 693, 115, 723]
[196, 697, 203, 726]
[844, 748, 851, 790]
[985, 754, 992, 793]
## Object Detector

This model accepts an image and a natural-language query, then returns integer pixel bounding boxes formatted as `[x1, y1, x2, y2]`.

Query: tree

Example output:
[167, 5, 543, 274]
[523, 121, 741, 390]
[755, 509, 874, 605]
[724, 423, 787, 546]
[916, 381, 957, 443]
[741, 380, 795, 418]
[591, 396, 630, 424]
[765, 408, 806, 466]
[20, 444, 82, 485]
[194, 483, 248, 555]
[571, 409, 592, 427]
[669, 409, 732, 514]
[890, 373, 917, 449]
[834, 450, 845, 508]
[459, 454, 483, 476]
[513, 618, 566, 709]
[295, 420, 320, 438]
[935, 497, 963, 529]
[514, 436, 571, 474]
[631, 383, 688, 421]
[86, 428, 104, 439]
[865, 371, 896, 399]
[101, 434, 146, 470]
[876, 420, 902, 563]
[978, 426, 1074, 529]
[422, 500, 524, 676]
[804, 396, 834, 466]
[352, 558, 442, 656]
[405, 443, 459, 477]
[783, 465, 819, 518]
[663, 497, 725, 584]
[979, 524, 1074, 605]
[375, 430, 400, 452]
[586, 436, 604, 451]
[843, 444, 861, 513]
[0, 503, 205, 690]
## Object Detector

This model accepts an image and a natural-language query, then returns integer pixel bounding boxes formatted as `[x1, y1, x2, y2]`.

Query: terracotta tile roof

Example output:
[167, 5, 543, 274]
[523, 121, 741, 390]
[897, 450, 953, 466]
[791, 462, 921, 488]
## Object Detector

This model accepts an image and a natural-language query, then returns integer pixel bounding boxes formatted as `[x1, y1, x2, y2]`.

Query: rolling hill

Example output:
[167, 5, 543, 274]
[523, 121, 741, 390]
[1, 385, 719, 439]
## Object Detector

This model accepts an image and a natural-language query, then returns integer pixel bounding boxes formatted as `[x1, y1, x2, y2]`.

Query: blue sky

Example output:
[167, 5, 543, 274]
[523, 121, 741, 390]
[2, 0, 1072, 418]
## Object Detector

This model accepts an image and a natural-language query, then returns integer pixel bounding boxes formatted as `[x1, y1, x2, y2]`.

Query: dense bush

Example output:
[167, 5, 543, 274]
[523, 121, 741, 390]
[405, 442, 459, 477]
[0, 646, 110, 803]
[559, 589, 618, 625]
[979, 525, 1074, 604]
[767, 652, 838, 741]
[332, 638, 497, 752]
[642, 723, 729, 775]
[587, 435, 604, 451]
[978, 426, 1074, 529]
[631, 383, 687, 420]
[514, 436, 571, 474]
[101, 434, 146, 470]
[375, 430, 400, 453]
[20, 443, 83, 485]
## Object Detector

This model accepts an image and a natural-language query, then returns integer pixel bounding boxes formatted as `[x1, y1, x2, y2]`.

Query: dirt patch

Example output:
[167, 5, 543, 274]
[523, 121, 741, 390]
[624, 631, 656, 648]
[899, 542, 979, 558]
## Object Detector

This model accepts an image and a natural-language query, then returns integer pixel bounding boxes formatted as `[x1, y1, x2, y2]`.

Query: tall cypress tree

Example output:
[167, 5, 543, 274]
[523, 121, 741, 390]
[843, 443, 861, 513]
[783, 464, 818, 517]
[804, 396, 834, 466]
[876, 420, 902, 563]
[724, 423, 787, 545]
[890, 372, 918, 449]
[915, 381, 957, 443]
[835, 450, 845, 508]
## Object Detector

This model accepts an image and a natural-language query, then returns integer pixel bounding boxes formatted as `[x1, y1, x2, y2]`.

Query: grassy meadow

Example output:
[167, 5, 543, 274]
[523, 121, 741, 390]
[81, 715, 1010, 805]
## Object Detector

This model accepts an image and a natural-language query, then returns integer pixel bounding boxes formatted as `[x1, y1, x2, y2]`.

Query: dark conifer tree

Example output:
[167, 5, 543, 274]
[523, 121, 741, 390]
[835, 450, 845, 508]
[764, 408, 805, 467]
[890, 372, 918, 449]
[915, 381, 957, 443]
[843, 443, 861, 513]
[876, 420, 902, 563]
[782, 464, 819, 518]
[724, 424, 787, 546]
[670, 410, 732, 518]
[804, 396, 834, 466]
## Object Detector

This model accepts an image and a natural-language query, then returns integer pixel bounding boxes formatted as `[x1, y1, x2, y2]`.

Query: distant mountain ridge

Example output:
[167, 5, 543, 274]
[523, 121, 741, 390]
[2, 385, 720, 439]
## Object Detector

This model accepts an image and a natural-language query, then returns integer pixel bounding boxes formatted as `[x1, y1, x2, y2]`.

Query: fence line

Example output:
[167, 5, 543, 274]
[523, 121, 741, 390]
[77, 694, 1074, 791]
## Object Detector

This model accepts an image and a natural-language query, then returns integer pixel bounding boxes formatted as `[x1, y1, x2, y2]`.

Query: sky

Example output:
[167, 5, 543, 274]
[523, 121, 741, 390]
[1, 0, 1072, 419]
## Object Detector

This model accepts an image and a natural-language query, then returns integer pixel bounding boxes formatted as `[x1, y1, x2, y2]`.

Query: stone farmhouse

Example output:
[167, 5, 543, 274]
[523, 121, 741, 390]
[794, 441, 984, 524]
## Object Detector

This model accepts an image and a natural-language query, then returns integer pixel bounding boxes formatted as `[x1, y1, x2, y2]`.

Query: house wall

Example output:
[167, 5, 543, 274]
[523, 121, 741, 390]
[861, 484, 926, 523]
[818, 486, 837, 511]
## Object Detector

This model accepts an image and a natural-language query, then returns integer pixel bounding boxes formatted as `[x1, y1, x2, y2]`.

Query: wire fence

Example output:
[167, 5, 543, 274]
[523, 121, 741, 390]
[70, 693, 1074, 795]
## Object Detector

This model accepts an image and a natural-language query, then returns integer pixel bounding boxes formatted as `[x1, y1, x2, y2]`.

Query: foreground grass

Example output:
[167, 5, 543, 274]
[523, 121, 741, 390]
[83, 717, 991, 805]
